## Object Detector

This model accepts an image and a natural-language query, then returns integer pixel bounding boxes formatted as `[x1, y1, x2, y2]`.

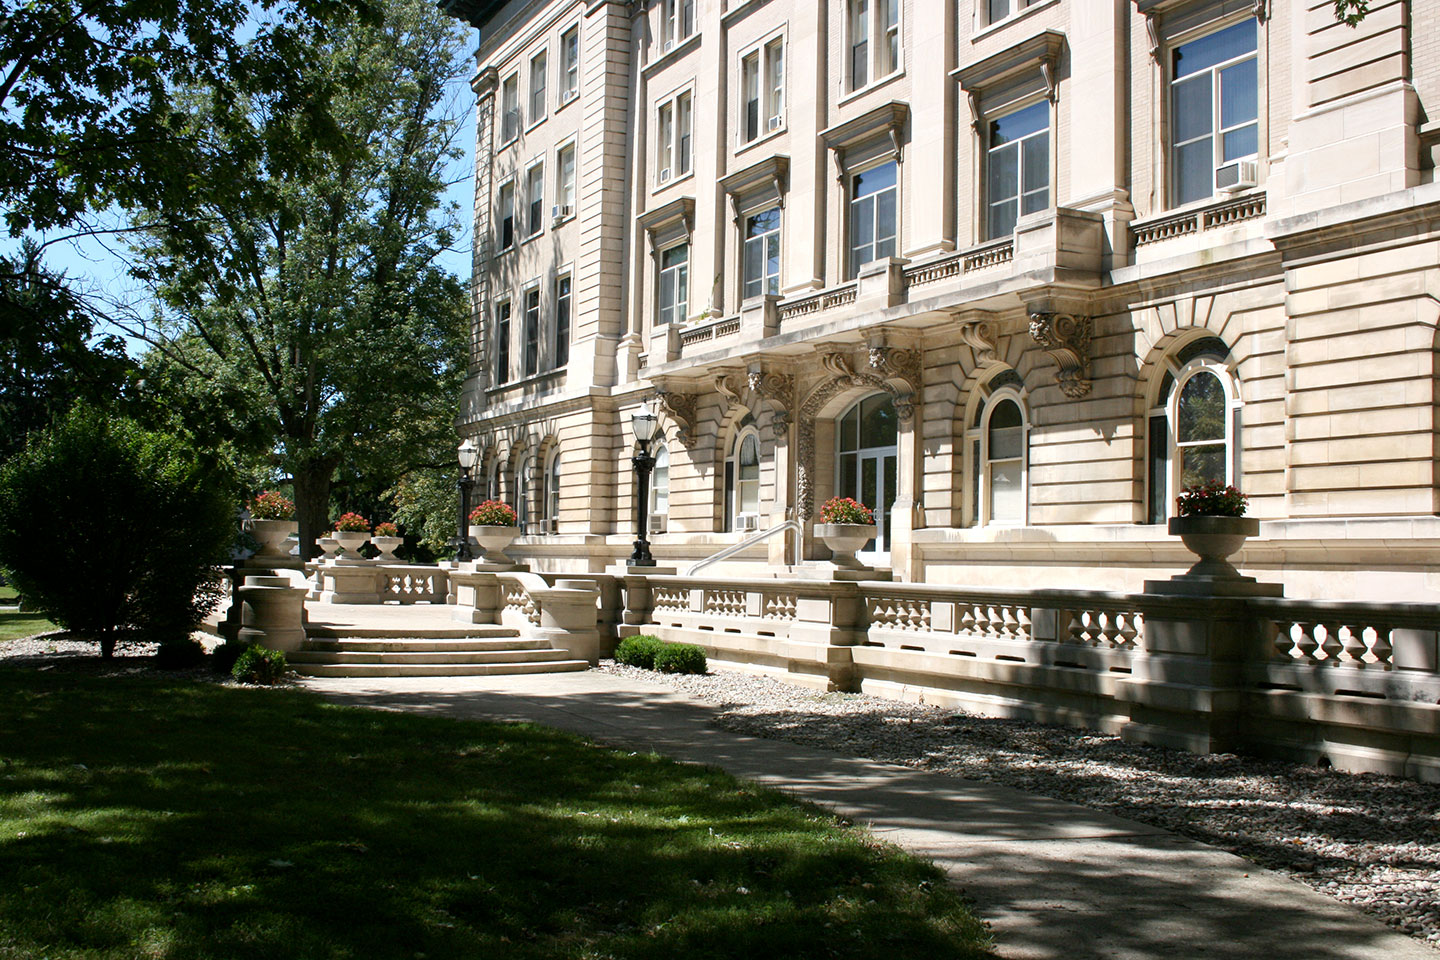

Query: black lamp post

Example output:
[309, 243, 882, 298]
[453, 438, 479, 561]
[628, 406, 658, 567]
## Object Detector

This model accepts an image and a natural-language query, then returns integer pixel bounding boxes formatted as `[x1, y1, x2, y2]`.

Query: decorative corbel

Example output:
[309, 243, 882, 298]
[1027, 312, 1093, 399]
[820, 351, 864, 384]
[1252, 0, 1269, 22]
[958, 320, 998, 366]
[966, 90, 982, 134]
[1040, 56, 1058, 103]
[728, 193, 742, 229]
[654, 390, 699, 447]
[714, 373, 744, 410]
[1144, 13, 1161, 64]
[772, 168, 787, 209]
[747, 369, 795, 438]
[683, 208, 694, 240]
[865, 342, 922, 393]
[833, 145, 847, 184]
[888, 122, 905, 166]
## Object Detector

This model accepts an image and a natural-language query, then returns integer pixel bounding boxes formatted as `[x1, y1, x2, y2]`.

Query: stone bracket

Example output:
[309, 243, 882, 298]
[1028, 312, 1093, 399]
[654, 389, 699, 447]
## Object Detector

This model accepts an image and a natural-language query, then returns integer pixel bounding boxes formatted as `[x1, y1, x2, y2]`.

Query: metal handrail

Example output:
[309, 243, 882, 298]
[685, 520, 800, 577]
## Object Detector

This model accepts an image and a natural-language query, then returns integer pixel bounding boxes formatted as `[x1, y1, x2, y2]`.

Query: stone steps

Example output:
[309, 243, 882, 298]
[291, 659, 590, 678]
[290, 648, 579, 666]
[303, 624, 515, 640]
[289, 627, 589, 678]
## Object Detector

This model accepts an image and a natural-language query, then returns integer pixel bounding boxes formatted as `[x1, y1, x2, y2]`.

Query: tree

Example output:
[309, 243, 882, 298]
[0, 407, 236, 657]
[127, 0, 471, 556]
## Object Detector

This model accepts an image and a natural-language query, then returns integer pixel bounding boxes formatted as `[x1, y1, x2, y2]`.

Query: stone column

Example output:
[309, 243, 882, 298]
[235, 575, 308, 653]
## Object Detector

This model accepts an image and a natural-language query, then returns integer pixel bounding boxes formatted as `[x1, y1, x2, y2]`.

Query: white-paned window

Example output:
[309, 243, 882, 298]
[986, 0, 1041, 26]
[849, 0, 899, 91]
[741, 38, 785, 144]
[560, 26, 580, 101]
[525, 161, 544, 237]
[981, 395, 1026, 525]
[723, 427, 761, 532]
[529, 50, 547, 124]
[494, 300, 511, 386]
[523, 286, 540, 377]
[554, 274, 571, 369]
[656, 91, 692, 184]
[986, 100, 1049, 240]
[515, 456, 532, 531]
[742, 207, 780, 300]
[660, 0, 695, 51]
[649, 445, 670, 526]
[1171, 19, 1258, 206]
[497, 180, 515, 250]
[555, 142, 576, 218]
[501, 73, 520, 142]
[849, 161, 898, 276]
[543, 448, 561, 531]
[658, 243, 689, 326]
[1147, 354, 1241, 521]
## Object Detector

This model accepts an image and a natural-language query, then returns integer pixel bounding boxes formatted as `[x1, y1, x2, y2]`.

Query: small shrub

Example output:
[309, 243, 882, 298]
[653, 642, 707, 675]
[614, 634, 665, 670]
[155, 638, 205, 669]
[232, 646, 288, 685]
[212, 638, 249, 674]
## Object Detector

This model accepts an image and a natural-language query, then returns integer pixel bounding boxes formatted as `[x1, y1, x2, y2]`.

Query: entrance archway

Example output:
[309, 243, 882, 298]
[835, 392, 898, 563]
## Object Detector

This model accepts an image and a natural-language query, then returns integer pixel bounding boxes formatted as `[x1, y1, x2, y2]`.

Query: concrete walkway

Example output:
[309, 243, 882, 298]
[300, 670, 1434, 960]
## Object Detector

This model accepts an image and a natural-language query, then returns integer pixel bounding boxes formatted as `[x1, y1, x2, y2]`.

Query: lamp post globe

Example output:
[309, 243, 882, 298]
[453, 438, 479, 561]
[628, 406, 659, 567]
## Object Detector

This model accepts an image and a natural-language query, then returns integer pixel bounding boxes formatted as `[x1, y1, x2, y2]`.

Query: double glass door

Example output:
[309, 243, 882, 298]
[836, 394, 898, 564]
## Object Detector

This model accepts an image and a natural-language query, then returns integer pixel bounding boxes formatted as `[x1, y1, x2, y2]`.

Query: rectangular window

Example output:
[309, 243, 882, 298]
[554, 275, 571, 368]
[656, 91, 691, 184]
[986, 100, 1049, 240]
[880, 0, 898, 75]
[529, 50, 547, 123]
[741, 39, 785, 144]
[501, 74, 520, 142]
[497, 180, 514, 250]
[1170, 19, 1258, 207]
[766, 39, 784, 132]
[661, 0, 695, 51]
[850, 0, 869, 89]
[743, 208, 781, 300]
[526, 162, 544, 237]
[658, 243, 689, 326]
[742, 52, 760, 143]
[986, 0, 1040, 26]
[849, 161, 898, 276]
[494, 301, 511, 385]
[560, 26, 580, 101]
[523, 287, 540, 377]
[555, 142, 576, 217]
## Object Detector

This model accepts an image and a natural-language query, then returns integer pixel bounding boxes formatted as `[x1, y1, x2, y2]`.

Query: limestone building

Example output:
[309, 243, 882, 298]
[442, 0, 1440, 602]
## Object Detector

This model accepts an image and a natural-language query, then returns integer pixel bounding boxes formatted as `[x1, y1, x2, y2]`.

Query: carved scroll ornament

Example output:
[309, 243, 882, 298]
[1028, 312, 1093, 399]
[654, 390, 699, 447]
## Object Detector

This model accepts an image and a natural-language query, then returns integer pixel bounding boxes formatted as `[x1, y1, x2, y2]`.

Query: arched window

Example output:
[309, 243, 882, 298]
[967, 388, 1028, 526]
[723, 426, 761, 531]
[542, 447, 561, 533]
[1147, 352, 1241, 522]
[649, 444, 670, 533]
[835, 393, 898, 557]
[486, 458, 501, 502]
[514, 454, 533, 532]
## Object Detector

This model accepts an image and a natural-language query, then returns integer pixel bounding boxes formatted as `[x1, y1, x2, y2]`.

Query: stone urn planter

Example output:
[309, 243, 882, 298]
[372, 536, 404, 562]
[1169, 515, 1258, 580]
[814, 523, 875, 569]
[247, 519, 297, 560]
[469, 524, 519, 563]
[317, 537, 342, 561]
[332, 531, 370, 560]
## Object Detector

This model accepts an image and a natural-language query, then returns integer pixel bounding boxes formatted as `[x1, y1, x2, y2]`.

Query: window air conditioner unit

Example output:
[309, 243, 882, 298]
[663, 39, 674, 52]
[551, 204, 574, 221]
[543, 518, 558, 535]
[767, 115, 783, 132]
[649, 515, 667, 534]
[658, 167, 672, 184]
[1216, 159, 1258, 193]
[737, 514, 758, 532]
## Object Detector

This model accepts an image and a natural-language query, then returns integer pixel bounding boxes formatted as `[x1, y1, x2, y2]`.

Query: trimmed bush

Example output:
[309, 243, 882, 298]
[653, 642, 707, 675]
[0, 406, 236, 657]
[614, 634, 665, 670]
[232, 646, 287, 685]
[212, 639, 250, 674]
[155, 638, 205, 669]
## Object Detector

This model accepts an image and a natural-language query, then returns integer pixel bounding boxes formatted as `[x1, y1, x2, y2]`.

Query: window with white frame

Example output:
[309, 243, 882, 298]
[501, 73, 520, 142]
[525, 161, 544, 237]
[656, 91, 692, 185]
[559, 25, 580, 102]
[848, 0, 899, 91]
[649, 444, 669, 529]
[529, 49, 547, 124]
[494, 300, 511, 386]
[1147, 350, 1240, 522]
[555, 142, 576, 218]
[849, 161, 897, 276]
[985, 0, 1041, 26]
[554, 274, 571, 369]
[658, 243, 688, 326]
[986, 99, 1049, 240]
[486, 458, 500, 501]
[723, 427, 761, 532]
[969, 392, 1027, 526]
[497, 180, 515, 250]
[523, 286, 540, 377]
[660, 0, 695, 52]
[543, 448, 561, 532]
[741, 38, 784, 144]
[515, 455, 532, 531]
[742, 207, 780, 300]
[1170, 18, 1258, 207]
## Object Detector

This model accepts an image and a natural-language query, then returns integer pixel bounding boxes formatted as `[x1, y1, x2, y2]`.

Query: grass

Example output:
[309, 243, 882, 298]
[0, 584, 16, 603]
[0, 667, 992, 959]
[0, 609, 56, 643]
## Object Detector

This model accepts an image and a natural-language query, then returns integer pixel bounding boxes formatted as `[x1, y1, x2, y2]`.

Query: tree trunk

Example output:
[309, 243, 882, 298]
[292, 460, 335, 561]
[98, 630, 115, 659]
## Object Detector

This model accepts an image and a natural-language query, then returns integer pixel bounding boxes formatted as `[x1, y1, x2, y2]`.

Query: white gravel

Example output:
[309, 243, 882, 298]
[600, 660, 1440, 949]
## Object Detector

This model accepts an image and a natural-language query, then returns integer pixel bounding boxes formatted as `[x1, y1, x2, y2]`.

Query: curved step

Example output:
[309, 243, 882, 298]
[289, 648, 578, 665]
[302, 638, 548, 654]
[291, 659, 589, 678]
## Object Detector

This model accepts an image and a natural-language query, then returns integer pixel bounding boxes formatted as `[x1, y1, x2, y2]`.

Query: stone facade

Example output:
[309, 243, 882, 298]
[445, 0, 1440, 603]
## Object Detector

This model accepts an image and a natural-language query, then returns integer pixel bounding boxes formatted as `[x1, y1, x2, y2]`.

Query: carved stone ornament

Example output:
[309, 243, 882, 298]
[654, 390, 699, 447]
[1028, 312, 1093, 399]
[714, 373, 744, 410]
[747, 370, 795, 439]
[959, 320, 998, 365]
[866, 343, 922, 392]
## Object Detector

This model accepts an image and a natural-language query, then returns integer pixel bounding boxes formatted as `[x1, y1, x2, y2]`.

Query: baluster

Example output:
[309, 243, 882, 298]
[1342, 623, 1368, 665]
[1293, 622, 1319, 661]
[958, 603, 977, 636]
[1370, 625, 1393, 666]
[1117, 612, 1138, 649]
[1319, 621, 1344, 662]
[1014, 606, 1032, 642]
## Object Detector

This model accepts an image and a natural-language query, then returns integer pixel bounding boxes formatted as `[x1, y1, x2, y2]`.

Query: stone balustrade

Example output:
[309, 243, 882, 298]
[310, 561, 449, 605]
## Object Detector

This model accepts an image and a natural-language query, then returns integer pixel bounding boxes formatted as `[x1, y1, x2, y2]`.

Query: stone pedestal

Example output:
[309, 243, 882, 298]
[235, 575, 308, 652]
[535, 579, 602, 664]
[316, 561, 382, 604]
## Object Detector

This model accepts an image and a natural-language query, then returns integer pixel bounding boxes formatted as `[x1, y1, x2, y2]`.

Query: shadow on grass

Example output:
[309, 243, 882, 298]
[0, 667, 991, 960]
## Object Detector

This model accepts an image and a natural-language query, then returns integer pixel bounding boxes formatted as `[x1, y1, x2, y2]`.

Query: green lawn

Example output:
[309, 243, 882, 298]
[0, 609, 56, 643]
[0, 668, 992, 959]
[0, 584, 16, 603]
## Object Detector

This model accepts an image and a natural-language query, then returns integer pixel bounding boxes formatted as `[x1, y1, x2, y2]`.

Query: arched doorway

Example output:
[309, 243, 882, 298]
[835, 393, 898, 563]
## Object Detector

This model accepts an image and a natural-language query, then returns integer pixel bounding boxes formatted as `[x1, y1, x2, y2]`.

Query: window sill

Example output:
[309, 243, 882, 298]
[524, 115, 546, 135]
[642, 31, 701, 78]
[971, 0, 1060, 42]
[837, 69, 905, 108]
[522, 229, 545, 245]
[499, 134, 520, 151]
[735, 123, 787, 157]
[551, 213, 576, 228]
[485, 366, 566, 397]
[555, 90, 579, 114]
[651, 169, 695, 196]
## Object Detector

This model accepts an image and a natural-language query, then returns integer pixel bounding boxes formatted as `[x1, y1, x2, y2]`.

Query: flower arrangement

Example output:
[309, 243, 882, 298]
[333, 512, 370, 533]
[819, 496, 875, 525]
[374, 521, 399, 538]
[1175, 481, 1248, 518]
[248, 490, 295, 521]
[469, 500, 518, 527]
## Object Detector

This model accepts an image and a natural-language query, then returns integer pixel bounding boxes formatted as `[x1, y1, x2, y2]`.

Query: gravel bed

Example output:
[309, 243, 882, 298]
[601, 661, 1440, 948]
